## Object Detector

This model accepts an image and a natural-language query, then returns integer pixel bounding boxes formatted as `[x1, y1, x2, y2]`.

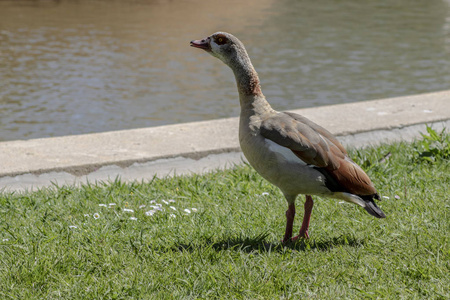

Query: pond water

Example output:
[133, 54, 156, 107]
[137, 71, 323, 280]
[1, 0, 449, 141]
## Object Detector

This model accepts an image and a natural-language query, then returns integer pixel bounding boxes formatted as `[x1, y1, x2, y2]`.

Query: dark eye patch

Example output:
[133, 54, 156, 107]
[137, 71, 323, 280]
[215, 34, 228, 45]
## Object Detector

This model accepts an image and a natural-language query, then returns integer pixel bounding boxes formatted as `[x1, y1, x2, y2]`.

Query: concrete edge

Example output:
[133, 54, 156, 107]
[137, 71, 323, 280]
[1, 119, 448, 193]
[1, 147, 241, 178]
[0, 90, 449, 192]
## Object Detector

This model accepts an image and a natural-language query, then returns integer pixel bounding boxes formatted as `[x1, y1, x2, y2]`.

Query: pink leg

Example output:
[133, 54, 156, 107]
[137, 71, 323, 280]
[283, 203, 295, 243]
[293, 195, 314, 240]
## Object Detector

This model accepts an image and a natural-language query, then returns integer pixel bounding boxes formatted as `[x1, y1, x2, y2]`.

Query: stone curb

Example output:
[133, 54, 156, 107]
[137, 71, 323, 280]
[1, 90, 449, 192]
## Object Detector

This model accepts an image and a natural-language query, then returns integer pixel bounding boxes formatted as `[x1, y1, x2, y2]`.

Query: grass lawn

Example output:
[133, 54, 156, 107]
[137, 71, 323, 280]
[1, 129, 449, 299]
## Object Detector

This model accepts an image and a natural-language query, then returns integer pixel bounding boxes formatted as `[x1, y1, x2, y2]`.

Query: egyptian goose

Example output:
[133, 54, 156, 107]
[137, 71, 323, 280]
[190, 32, 385, 242]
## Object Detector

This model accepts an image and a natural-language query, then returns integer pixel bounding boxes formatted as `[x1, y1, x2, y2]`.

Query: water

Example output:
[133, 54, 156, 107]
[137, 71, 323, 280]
[1, 0, 449, 141]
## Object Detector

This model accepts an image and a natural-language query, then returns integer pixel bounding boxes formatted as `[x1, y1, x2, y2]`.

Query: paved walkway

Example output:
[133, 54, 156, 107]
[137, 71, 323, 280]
[1, 90, 449, 192]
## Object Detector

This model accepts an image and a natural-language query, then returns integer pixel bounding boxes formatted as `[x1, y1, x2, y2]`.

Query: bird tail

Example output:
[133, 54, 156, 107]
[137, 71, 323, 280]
[362, 198, 386, 218]
[334, 192, 386, 218]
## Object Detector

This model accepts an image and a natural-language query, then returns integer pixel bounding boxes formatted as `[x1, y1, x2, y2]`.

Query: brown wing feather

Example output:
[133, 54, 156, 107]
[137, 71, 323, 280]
[260, 112, 377, 196]
[261, 113, 330, 167]
[284, 112, 347, 154]
[326, 156, 377, 195]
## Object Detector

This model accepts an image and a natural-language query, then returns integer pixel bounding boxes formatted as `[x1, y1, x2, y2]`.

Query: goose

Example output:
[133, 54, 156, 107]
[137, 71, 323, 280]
[190, 32, 385, 242]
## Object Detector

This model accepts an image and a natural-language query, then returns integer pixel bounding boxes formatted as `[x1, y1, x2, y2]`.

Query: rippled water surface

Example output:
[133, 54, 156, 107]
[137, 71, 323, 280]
[1, 0, 449, 141]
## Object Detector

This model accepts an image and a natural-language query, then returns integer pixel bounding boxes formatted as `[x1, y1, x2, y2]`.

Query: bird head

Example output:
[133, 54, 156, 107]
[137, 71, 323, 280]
[190, 32, 248, 67]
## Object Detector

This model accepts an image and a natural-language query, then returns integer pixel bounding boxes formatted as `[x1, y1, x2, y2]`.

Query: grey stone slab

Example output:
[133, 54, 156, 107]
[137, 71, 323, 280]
[0, 91, 449, 192]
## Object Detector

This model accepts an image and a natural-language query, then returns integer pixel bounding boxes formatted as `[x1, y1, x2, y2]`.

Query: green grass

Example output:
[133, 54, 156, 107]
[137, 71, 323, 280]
[1, 130, 449, 299]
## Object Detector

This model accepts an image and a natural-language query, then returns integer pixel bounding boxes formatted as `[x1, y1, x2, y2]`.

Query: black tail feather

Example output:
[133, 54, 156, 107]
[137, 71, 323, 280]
[363, 198, 386, 218]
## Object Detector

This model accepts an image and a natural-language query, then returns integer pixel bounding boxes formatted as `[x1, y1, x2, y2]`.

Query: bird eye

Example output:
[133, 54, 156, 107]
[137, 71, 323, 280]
[215, 35, 227, 45]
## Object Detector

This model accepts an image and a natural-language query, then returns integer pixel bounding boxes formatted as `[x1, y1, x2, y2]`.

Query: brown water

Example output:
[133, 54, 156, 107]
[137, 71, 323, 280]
[1, 0, 449, 141]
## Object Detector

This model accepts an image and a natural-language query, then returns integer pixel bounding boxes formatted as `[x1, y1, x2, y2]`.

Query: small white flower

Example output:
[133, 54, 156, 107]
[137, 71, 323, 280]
[261, 192, 270, 196]
[170, 214, 176, 218]
[169, 206, 177, 211]
[162, 200, 169, 205]
[191, 208, 198, 212]
[395, 195, 400, 199]
[184, 209, 191, 214]
[149, 200, 157, 204]
[99, 204, 107, 207]
[145, 210, 157, 216]
[168, 199, 176, 203]
[150, 205, 163, 211]
[109, 203, 116, 207]
[123, 208, 134, 213]
[3, 238, 9, 242]
[382, 196, 390, 200]
[139, 204, 146, 209]
[69, 225, 78, 229]
[129, 217, 138, 221]
[93, 213, 100, 219]
[84, 214, 89, 217]
[338, 201, 345, 204]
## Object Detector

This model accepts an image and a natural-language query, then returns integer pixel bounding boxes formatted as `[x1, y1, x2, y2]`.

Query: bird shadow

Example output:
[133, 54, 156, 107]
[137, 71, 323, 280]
[172, 232, 365, 254]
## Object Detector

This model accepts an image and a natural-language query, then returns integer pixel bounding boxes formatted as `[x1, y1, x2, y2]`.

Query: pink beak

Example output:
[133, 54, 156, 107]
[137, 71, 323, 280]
[190, 37, 211, 51]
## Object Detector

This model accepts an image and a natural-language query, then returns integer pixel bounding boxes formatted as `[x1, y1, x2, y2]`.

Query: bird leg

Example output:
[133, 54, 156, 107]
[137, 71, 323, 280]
[293, 195, 314, 240]
[283, 203, 295, 243]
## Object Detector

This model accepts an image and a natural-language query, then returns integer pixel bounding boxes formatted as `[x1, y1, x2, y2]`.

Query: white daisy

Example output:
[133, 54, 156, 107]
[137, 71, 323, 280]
[145, 210, 157, 216]
[123, 208, 134, 213]
[150, 205, 163, 211]
[93, 213, 100, 219]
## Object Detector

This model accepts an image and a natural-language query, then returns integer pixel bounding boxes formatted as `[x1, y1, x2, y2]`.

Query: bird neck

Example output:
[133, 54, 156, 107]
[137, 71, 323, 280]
[231, 57, 262, 96]
[227, 49, 267, 110]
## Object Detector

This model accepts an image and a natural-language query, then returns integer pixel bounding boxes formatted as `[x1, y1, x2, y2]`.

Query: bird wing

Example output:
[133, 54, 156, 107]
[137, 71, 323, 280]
[260, 111, 377, 196]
